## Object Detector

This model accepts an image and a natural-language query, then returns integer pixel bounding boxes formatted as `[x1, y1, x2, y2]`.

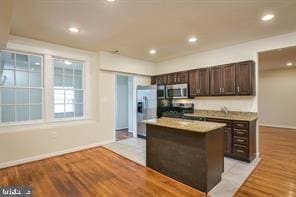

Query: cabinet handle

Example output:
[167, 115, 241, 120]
[237, 139, 244, 142]
[222, 88, 224, 93]
[237, 86, 240, 93]
[236, 131, 244, 135]
[236, 123, 244, 127]
[237, 150, 244, 153]
[220, 88, 222, 93]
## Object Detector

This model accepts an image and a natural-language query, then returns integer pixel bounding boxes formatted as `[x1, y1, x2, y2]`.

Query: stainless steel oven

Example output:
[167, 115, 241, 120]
[166, 83, 188, 99]
[157, 85, 166, 99]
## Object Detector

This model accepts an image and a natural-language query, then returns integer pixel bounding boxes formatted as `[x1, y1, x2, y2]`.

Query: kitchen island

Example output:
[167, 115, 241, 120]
[145, 117, 226, 193]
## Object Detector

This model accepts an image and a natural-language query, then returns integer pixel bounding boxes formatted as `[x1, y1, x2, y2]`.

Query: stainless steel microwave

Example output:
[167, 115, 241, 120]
[166, 83, 188, 99]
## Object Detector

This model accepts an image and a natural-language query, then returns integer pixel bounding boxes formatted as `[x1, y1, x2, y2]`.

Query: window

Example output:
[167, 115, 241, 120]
[0, 51, 43, 123]
[53, 58, 84, 119]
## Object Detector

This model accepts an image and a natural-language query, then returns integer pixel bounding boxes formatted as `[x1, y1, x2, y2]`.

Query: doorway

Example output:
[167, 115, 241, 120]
[115, 74, 134, 141]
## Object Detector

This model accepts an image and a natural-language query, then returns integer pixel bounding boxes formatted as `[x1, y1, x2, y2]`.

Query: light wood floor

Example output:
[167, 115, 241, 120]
[0, 147, 204, 196]
[235, 126, 296, 196]
[0, 126, 295, 196]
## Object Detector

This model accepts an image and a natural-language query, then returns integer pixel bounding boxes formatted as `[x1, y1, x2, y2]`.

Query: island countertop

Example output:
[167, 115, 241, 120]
[145, 117, 226, 133]
[184, 110, 258, 121]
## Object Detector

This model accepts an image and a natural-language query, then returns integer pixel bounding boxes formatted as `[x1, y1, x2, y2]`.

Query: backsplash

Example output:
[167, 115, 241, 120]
[173, 96, 257, 112]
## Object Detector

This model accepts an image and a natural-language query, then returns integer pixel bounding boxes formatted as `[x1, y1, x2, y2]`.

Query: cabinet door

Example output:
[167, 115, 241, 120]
[176, 71, 189, 84]
[198, 68, 210, 96]
[222, 64, 236, 95]
[224, 128, 232, 154]
[189, 70, 198, 97]
[210, 66, 222, 96]
[158, 75, 167, 85]
[151, 76, 157, 85]
[236, 61, 255, 95]
[167, 73, 177, 84]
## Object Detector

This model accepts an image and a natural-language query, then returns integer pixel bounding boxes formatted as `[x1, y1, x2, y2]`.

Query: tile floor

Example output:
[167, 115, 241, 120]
[104, 138, 261, 196]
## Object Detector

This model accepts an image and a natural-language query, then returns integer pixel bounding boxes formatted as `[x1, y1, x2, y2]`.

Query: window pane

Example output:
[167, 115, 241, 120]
[16, 88, 29, 104]
[1, 52, 15, 69]
[1, 70, 15, 86]
[74, 63, 82, 77]
[16, 105, 29, 121]
[54, 89, 64, 104]
[55, 113, 64, 118]
[55, 104, 64, 113]
[16, 54, 29, 70]
[54, 60, 63, 75]
[75, 104, 83, 117]
[30, 104, 42, 120]
[74, 76, 82, 89]
[64, 64, 73, 75]
[1, 105, 15, 122]
[30, 56, 41, 72]
[54, 74, 63, 87]
[16, 71, 29, 87]
[65, 90, 74, 104]
[30, 72, 41, 87]
[64, 75, 73, 88]
[65, 104, 74, 113]
[30, 89, 42, 104]
[1, 88, 15, 104]
[75, 90, 83, 103]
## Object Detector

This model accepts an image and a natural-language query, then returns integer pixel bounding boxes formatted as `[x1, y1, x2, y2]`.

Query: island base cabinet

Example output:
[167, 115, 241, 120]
[146, 124, 224, 193]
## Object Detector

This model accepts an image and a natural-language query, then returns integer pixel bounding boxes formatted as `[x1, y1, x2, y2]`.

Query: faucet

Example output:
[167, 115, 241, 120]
[221, 106, 229, 116]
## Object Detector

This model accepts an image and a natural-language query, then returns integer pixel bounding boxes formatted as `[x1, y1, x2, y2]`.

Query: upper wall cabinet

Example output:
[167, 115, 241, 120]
[151, 60, 255, 97]
[236, 61, 256, 96]
[151, 71, 188, 85]
[189, 68, 210, 97]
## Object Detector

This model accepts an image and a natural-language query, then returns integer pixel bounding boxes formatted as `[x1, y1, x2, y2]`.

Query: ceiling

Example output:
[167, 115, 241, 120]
[259, 46, 296, 71]
[10, 0, 296, 62]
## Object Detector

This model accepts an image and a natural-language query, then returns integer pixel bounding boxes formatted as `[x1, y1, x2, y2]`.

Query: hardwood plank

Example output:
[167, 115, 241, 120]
[0, 146, 205, 197]
[235, 126, 296, 197]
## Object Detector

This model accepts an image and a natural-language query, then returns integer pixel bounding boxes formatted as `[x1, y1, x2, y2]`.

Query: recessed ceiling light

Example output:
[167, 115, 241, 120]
[64, 60, 72, 65]
[286, 62, 293, 67]
[107, 0, 115, 2]
[149, 49, 156, 55]
[188, 37, 197, 43]
[68, 27, 79, 33]
[261, 14, 274, 21]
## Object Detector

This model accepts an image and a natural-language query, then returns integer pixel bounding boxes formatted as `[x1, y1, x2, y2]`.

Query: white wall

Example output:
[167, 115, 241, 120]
[99, 51, 156, 76]
[0, 36, 152, 168]
[259, 68, 296, 129]
[156, 32, 296, 112]
[116, 75, 129, 130]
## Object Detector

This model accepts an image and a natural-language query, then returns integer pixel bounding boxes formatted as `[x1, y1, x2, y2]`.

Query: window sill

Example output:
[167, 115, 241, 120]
[0, 118, 94, 134]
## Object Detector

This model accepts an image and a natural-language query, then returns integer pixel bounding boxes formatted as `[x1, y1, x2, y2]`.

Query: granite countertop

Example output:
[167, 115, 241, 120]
[184, 110, 258, 121]
[145, 117, 226, 133]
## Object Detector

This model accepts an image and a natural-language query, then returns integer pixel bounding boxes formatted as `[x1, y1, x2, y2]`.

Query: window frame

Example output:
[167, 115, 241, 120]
[0, 49, 45, 126]
[52, 57, 85, 121]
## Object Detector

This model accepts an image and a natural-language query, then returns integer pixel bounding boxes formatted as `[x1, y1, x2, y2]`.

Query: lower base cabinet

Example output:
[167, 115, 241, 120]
[187, 117, 257, 162]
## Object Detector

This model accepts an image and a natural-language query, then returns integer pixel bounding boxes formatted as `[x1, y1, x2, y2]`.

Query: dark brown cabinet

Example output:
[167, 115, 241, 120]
[206, 118, 257, 162]
[210, 66, 223, 96]
[210, 64, 236, 96]
[236, 61, 255, 96]
[222, 64, 236, 95]
[151, 60, 255, 97]
[167, 73, 177, 84]
[151, 76, 157, 85]
[189, 68, 210, 97]
[176, 71, 188, 84]
[207, 118, 232, 155]
[157, 75, 168, 85]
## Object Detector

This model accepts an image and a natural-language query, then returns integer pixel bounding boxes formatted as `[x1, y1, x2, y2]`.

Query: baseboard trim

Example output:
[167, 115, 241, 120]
[0, 139, 115, 169]
[259, 124, 296, 130]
